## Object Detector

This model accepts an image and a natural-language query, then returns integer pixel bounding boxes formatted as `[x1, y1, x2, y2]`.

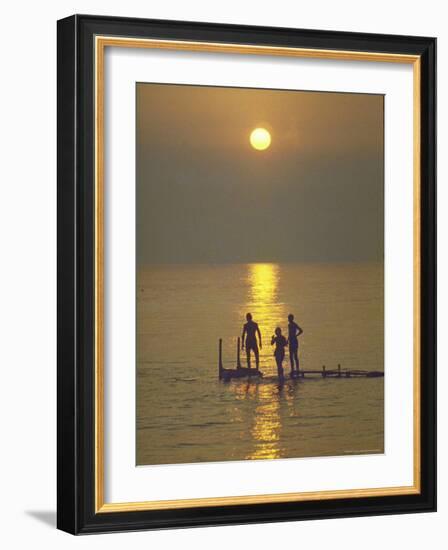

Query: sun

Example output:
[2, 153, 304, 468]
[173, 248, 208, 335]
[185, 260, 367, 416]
[250, 127, 271, 151]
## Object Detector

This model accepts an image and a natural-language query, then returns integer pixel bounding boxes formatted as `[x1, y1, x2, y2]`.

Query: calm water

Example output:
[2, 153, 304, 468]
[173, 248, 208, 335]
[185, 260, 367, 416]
[136, 263, 384, 465]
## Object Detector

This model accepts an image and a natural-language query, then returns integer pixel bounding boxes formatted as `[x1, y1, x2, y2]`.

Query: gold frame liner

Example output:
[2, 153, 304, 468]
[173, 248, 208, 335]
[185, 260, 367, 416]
[94, 36, 421, 513]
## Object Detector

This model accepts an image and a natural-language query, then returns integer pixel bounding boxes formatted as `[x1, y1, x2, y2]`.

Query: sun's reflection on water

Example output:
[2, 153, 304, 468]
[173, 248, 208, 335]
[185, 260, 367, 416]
[248, 263, 279, 306]
[242, 263, 289, 460]
[247, 383, 282, 460]
[242, 263, 287, 371]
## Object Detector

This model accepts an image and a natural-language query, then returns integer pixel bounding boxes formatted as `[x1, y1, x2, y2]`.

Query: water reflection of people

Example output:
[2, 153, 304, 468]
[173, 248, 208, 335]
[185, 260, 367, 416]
[241, 313, 262, 369]
[288, 313, 303, 374]
[271, 327, 287, 381]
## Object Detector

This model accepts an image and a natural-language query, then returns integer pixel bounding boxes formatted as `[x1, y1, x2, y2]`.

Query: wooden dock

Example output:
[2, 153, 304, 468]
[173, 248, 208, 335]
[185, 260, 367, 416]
[290, 365, 384, 379]
[218, 338, 384, 381]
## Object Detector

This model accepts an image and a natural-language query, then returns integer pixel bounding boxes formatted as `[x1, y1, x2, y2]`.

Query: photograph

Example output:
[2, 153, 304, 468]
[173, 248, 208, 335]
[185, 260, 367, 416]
[55, 13, 436, 534]
[136, 83, 385, 466]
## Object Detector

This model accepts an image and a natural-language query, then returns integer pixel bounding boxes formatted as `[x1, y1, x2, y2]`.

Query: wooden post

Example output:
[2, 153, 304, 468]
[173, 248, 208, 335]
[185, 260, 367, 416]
[322, 365, 326, 378]
[338, 364, 341, 378]
[237, 337, 242, 369]
[218, 338, 223, 379]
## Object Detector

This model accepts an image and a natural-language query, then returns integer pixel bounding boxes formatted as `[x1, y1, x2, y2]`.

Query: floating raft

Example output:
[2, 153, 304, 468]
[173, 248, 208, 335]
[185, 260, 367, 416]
[220, 367, 263, 381]
[217, 338, 384, 381]
[218, 338, 263, 381]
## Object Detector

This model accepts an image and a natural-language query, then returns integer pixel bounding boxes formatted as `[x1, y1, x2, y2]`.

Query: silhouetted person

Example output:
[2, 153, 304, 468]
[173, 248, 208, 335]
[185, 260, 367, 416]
[242, 313, 262, 369]
[271, 327, 288, 381]
[288, 313, 303, 373]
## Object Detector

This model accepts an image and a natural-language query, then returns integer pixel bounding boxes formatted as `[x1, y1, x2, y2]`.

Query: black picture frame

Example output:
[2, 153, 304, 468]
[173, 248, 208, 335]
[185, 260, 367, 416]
[57, 14, 436, 534]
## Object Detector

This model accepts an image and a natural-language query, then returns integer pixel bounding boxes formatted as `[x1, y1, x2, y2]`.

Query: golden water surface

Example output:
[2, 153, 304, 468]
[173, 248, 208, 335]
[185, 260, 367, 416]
[136, 262, 384, 465]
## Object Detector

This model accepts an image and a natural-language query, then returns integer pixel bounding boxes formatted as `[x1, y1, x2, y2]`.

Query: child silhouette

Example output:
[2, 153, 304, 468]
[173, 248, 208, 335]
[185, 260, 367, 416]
[271, 327, 288, 380]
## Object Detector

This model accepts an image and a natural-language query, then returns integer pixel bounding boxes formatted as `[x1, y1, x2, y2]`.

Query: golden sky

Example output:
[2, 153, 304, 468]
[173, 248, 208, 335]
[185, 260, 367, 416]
[136, 83, 383, 264]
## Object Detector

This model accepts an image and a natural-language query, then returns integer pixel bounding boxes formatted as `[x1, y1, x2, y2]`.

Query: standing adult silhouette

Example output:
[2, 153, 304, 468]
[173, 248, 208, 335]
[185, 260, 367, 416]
[241, 313, 262, 369]
[287, 313, 303, 373]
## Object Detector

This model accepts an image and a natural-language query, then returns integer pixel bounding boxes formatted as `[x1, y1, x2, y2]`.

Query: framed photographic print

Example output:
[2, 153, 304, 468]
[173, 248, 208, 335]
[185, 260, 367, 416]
[57, 15, 436, 534]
